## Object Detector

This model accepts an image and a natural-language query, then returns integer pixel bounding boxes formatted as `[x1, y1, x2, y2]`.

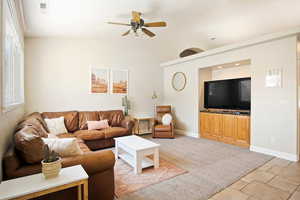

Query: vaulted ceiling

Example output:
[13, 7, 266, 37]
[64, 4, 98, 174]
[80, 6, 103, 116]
[23, 0, 300, 52]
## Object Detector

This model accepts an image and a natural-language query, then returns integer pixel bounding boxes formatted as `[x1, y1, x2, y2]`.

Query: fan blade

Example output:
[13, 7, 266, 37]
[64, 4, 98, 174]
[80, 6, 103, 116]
[122, 29, 131, 36]
[144, 21, 167, 27]
[142, 28, 156, 37]
[132, 11, 141, 23]
[107, 22, 131, 26]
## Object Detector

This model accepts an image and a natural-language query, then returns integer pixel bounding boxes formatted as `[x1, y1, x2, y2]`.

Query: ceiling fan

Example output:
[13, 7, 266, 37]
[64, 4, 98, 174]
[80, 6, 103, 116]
[107, 11, 167, 38]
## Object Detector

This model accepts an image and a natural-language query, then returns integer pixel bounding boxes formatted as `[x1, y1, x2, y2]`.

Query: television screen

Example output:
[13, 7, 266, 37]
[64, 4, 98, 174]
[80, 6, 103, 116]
[204, 78, 251, 110]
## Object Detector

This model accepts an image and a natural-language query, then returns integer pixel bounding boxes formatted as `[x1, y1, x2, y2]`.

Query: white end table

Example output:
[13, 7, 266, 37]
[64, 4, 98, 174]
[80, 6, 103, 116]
[0, 165, 88, 200]
[131, 114, 154, 135]
[114, 135, 160, 174]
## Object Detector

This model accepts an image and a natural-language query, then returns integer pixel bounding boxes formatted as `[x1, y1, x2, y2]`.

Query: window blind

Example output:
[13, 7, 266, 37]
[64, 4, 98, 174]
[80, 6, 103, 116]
[2, 0, 24, 110]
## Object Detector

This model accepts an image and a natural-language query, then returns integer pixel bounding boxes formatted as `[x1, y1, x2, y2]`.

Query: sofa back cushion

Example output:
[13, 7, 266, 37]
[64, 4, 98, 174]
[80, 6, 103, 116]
[24, 112, 48, 130]
[14, 126, 45, 164]
[98, 110, 124, 127]
[16, 113, 49, 138]
[79, 111, 99, 130]
[42, 111, 79, 132]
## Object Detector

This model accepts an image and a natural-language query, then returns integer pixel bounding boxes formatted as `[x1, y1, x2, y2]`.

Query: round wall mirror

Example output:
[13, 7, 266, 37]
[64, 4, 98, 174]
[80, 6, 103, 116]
[172, 72, 187, 91]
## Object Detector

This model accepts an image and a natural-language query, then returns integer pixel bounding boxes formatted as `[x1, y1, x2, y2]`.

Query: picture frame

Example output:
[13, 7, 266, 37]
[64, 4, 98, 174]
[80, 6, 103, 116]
[110, 69, 129, 94]
[265, 68, 282, 88]
[90, 67, 110, 94]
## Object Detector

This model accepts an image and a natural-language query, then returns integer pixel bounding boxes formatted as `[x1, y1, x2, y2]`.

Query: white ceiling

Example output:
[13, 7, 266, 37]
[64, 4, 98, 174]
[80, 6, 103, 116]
[23, 0, 300, 50]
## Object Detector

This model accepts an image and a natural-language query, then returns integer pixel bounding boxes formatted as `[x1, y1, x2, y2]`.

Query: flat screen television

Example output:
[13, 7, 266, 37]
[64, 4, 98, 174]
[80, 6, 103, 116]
[204, 77, 251, 110]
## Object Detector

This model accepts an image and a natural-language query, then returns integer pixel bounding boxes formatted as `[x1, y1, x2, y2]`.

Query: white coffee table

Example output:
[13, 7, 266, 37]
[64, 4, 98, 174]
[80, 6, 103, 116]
[114, 135, 160, 174]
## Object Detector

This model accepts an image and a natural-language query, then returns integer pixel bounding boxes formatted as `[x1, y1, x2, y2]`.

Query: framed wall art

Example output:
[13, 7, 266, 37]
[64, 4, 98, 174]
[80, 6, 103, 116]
[111, 69, 128, 94]
[90, 67, 109, 94]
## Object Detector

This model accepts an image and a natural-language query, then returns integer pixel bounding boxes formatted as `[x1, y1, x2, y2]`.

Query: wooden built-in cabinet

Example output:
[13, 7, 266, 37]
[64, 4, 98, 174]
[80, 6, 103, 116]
[199, 112, 250, 148]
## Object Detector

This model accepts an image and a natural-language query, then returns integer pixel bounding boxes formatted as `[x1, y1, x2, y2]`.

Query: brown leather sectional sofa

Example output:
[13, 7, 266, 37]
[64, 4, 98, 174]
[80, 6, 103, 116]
[3, 110, 134, 200]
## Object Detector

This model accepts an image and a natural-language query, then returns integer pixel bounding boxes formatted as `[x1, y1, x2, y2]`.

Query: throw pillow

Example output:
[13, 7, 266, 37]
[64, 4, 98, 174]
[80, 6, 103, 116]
[42, 138, 83, 157]
[87, 120, 109, 130]
[44, 117, 68, 135]
[48, 134, 58, 138]
[162, 114, 173, 125]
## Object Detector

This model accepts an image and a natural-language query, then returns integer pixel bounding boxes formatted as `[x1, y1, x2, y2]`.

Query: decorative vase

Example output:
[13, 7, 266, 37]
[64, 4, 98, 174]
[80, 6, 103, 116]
[124, 107, 129, 116]
[41, 157, 62, 179]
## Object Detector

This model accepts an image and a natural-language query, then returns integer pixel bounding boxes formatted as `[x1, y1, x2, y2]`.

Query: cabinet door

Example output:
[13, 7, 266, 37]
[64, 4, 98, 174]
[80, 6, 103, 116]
[236, 116, 250, 147]
[210, 114, 223, 140]
[221, 114, 236, 144]
[200, 113, 212, 138]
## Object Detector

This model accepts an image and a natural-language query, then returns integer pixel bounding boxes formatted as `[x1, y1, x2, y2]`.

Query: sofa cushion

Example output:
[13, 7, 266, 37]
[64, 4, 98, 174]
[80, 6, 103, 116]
[16, 117, 49, 138]
[21, 112, 49, 131]
[154, 125, 172, 132]
[79, 111, 99, 130]
[14, 126, 45, 164]
[99, 110, 124, 127]
[74, 130, 105, 140]
[103, 127, 128, 139]
[42, 111, 79, 132]
[57, 133, 77, 139]
[76, 139, 91, 153]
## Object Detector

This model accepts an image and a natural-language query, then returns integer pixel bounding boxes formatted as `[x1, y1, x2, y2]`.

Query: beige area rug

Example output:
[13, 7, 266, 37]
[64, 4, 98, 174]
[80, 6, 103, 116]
[114, 157, 187, 198]
[118, 135, 273, 200]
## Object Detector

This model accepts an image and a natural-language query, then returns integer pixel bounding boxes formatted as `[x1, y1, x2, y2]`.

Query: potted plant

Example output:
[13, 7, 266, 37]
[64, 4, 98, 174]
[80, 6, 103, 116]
[41, 144, 61, 179]
[122, 95, 131, 116]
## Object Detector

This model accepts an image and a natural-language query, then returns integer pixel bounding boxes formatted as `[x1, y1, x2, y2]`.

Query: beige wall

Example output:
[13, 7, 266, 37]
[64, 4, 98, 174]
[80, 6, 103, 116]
[164, 36, 298, 160]
[212, 65, 251, 80]
[0, 107, 24, 180]
[198, 68, 212, 111]
[0, 0, 25, 181]
[25, 38, 170, 116]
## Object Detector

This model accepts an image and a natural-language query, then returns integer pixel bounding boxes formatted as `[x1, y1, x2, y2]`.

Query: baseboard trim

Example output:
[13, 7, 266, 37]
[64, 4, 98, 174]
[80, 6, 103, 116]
[250, 145, 299, 162]
[175, 129, 198, 138]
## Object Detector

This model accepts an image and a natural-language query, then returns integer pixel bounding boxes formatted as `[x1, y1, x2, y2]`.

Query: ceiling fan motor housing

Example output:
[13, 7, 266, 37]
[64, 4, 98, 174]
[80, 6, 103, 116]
[131, 19, 144, 32]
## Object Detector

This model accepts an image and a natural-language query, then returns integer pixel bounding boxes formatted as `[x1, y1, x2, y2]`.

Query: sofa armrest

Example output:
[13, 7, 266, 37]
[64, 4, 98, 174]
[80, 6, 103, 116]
[151, 119, 159, 126]
[3, 146, 22, 179]
[4, 150, 115, 180]
[121, 118, 135, 133]
[62, 150, 115, 175]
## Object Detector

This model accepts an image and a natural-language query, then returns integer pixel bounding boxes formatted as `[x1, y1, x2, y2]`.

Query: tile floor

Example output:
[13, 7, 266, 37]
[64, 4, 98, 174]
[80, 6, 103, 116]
[209, 158, 300, 200]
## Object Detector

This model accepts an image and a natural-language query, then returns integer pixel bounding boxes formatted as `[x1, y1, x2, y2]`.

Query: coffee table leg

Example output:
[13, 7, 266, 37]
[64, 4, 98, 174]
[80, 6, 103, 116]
[134, 153, 142, 174]
[154, 148, 159, 169]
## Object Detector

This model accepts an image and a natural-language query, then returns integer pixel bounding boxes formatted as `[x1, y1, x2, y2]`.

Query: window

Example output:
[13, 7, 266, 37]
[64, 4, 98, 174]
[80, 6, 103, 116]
[2, 0, 24, 111]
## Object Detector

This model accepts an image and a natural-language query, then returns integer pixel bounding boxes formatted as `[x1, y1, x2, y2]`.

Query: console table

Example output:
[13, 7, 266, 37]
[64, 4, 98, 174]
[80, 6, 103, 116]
[0, 165, 88, 200]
